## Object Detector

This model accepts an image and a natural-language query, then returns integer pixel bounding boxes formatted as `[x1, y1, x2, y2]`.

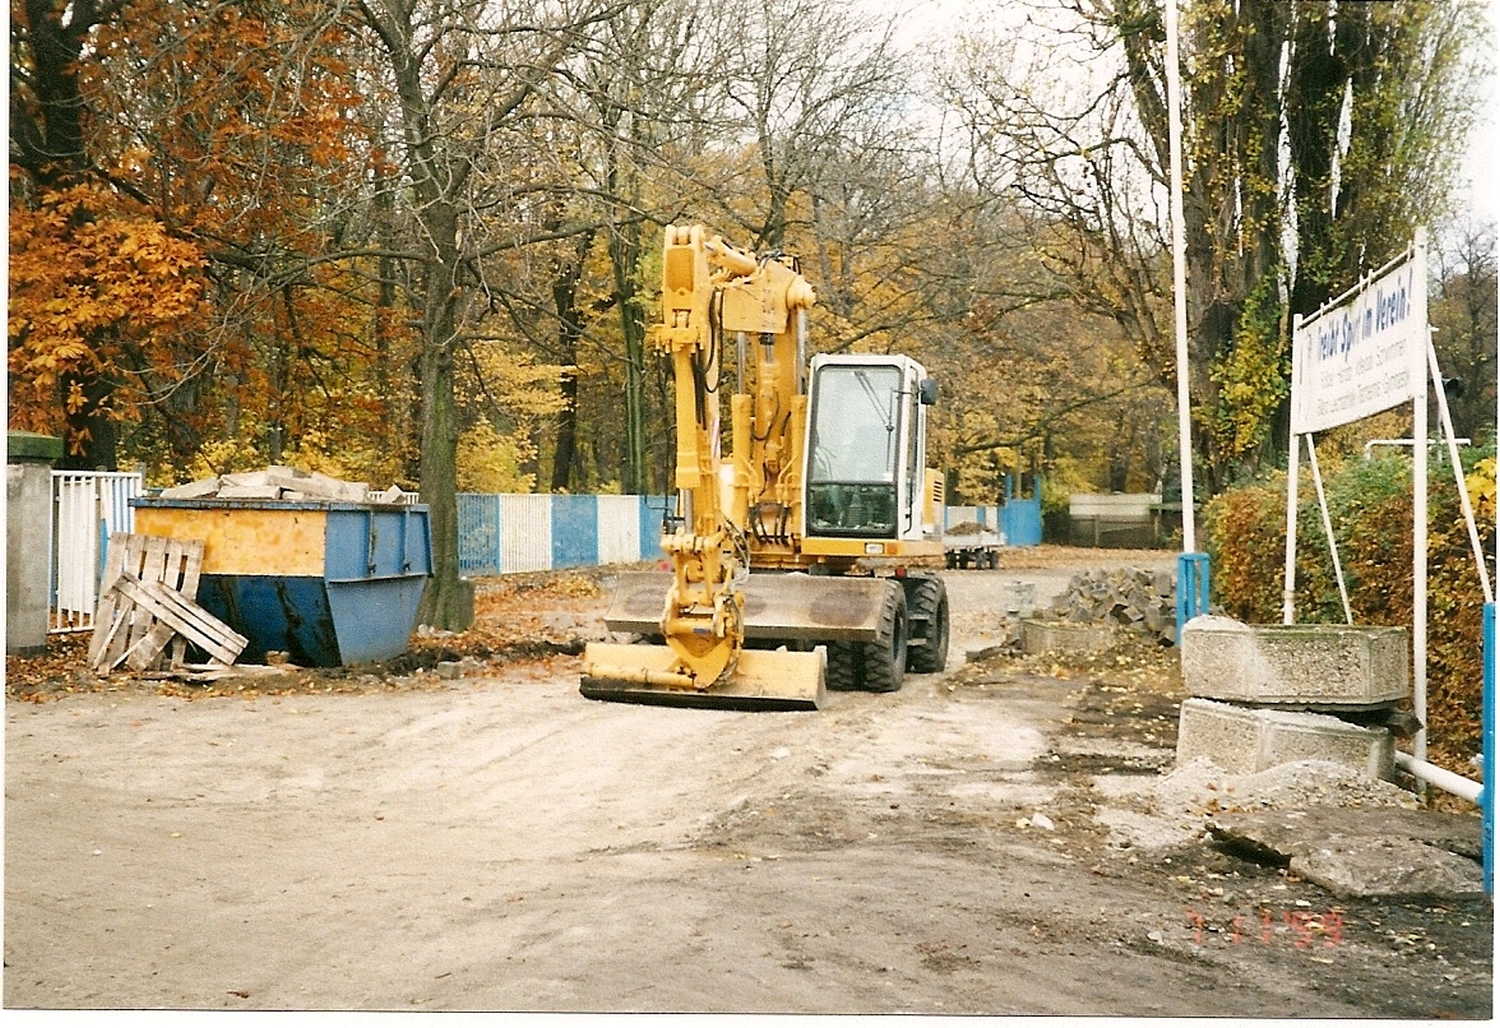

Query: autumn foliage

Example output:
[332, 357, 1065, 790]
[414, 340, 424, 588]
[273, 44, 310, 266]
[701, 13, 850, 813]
[8, 183, 209, 456]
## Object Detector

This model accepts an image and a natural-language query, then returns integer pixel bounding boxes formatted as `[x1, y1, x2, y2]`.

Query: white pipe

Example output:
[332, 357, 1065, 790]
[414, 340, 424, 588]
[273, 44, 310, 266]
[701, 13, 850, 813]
[1364, 437, 1470, 460]
[1164, 0, 1195, 553]
[1283, 424, 1301, 625]
[1413, 230, 1429, 767]
[1395, 751, 1482, 805]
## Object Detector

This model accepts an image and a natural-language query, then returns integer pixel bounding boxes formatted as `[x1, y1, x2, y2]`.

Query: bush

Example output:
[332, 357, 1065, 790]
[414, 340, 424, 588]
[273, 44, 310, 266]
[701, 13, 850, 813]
[1203, 451, 1494, 773]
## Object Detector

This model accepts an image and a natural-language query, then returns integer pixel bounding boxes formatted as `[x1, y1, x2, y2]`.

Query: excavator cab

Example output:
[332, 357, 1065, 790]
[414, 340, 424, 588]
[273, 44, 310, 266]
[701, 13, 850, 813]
[803, 354, 937, 543]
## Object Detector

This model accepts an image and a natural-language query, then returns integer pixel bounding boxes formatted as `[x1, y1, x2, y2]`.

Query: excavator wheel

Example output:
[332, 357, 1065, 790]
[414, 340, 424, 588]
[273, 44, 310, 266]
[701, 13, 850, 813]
[904, 576, 950, 674]
[859, 584, 907, 692]
[823, 581, 906, 692]
[825, 641, 860, 691]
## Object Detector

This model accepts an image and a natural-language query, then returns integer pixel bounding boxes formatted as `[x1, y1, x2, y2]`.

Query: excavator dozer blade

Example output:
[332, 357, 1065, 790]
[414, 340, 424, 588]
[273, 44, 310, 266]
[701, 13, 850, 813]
[580, 642, 826, 711]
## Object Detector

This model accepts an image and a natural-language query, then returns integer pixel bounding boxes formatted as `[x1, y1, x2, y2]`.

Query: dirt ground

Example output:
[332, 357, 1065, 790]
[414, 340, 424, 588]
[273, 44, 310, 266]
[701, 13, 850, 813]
[4, 547, 1493, 1015]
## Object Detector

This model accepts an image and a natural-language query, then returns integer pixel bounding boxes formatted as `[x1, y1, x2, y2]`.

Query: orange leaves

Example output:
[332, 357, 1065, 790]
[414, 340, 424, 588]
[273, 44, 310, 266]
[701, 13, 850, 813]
[8, 183, 210, 433]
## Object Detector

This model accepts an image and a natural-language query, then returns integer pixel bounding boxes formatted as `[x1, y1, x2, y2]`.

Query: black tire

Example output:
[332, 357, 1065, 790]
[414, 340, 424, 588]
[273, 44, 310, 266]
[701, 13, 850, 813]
[826, 641, 860, 691]
[858, 581, 907, 693]
[904, 576, 950, 674]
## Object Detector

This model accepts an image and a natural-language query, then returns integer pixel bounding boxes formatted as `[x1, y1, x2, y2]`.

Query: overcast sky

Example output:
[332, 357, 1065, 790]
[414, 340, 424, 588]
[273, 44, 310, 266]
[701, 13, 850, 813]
[1466, 0, 1500, 224]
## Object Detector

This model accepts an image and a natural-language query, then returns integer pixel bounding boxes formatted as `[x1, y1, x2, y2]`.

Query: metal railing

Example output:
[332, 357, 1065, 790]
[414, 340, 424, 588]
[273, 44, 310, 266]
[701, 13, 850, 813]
[49, 470, 144, 633]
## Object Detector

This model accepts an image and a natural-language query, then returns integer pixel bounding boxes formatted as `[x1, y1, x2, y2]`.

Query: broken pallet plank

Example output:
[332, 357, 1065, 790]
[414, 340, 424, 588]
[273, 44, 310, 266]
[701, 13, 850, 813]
[110, 572, 247, 666]
[120, 535, 171, 663]
[168, 543, 204, 667]
[88, 533, 134, 669]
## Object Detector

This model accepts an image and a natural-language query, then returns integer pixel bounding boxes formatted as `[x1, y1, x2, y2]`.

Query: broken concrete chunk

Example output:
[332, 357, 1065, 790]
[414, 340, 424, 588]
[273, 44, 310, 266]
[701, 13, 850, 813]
[159, 477, 221, 500]
[1209, 806, 1483, 898]
[265, 469, 368, 502]
[215, 484, 283, 500]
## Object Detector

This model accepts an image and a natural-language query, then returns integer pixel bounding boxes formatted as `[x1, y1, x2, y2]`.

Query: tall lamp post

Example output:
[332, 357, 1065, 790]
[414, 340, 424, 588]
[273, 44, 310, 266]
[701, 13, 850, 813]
[1164, 0, 1210, 635]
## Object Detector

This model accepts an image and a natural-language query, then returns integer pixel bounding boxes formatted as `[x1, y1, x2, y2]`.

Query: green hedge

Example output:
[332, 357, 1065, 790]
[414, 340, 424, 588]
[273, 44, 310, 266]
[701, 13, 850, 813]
[1202, 451, 1494, 772]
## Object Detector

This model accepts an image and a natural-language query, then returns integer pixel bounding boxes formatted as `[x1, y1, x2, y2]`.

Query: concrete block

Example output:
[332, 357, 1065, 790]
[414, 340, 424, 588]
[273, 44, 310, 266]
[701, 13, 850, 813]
[216, 484, 283, 499]
[1021, 619, 1116, 656]
[1180, 616, 1408, 709]
[1003, 581, 1036, 618]
[160, 476, 222, 499]
[1177, 697, 1394, 779]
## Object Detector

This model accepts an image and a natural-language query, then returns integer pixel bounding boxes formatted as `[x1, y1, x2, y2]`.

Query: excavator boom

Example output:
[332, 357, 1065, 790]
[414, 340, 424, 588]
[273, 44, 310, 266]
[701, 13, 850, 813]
[580, 224, 826, 710]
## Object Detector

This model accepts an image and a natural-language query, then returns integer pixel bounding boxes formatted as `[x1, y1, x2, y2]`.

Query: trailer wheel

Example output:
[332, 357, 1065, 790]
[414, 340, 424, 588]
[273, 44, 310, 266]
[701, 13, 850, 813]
[904, 577, 950, 674]
[859, 582, 907, 693]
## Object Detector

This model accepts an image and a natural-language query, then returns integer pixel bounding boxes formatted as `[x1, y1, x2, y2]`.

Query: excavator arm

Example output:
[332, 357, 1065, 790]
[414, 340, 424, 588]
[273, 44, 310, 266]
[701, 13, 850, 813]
[580, 225, 827, 708]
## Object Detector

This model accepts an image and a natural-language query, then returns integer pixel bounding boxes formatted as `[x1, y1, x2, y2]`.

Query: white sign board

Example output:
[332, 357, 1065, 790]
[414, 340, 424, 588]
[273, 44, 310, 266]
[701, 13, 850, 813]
[1290, 246, 1428, 434]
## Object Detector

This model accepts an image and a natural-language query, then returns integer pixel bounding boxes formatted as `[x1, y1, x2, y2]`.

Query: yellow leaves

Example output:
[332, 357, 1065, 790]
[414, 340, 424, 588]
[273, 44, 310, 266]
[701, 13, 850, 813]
[65, 380, 88, 415]
[1465, 457, 1496, 521]
[457, 419, 537, 494]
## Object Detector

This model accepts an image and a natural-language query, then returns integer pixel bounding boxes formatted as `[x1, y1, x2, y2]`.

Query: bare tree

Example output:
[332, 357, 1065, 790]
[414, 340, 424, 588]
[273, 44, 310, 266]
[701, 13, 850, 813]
[352, 0, 622, 629]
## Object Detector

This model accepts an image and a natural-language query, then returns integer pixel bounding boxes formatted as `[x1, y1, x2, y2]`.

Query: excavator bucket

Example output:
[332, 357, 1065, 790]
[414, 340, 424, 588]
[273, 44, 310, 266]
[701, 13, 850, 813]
[580, 642, 827, 711]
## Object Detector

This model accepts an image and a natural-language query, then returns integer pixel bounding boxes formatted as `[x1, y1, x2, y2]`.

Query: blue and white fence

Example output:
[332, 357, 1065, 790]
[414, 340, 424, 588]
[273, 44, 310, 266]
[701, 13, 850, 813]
[459, 492, 1042, 577]
[457, 493, 675, 576]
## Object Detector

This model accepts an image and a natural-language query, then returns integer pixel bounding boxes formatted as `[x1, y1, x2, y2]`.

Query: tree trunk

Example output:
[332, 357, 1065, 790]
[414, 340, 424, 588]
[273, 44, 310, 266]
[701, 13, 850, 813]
[610, 220, 649, 494]
[415, 204, 470, 631]
[549, 228, 593, 492]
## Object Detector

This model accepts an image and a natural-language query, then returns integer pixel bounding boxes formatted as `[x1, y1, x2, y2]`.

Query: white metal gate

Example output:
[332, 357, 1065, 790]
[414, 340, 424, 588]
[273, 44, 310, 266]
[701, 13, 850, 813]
[50, 470, 144, 632]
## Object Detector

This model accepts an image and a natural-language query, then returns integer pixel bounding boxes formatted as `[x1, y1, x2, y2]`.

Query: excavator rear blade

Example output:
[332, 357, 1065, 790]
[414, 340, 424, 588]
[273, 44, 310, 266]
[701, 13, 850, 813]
[580, 641, 826, 711]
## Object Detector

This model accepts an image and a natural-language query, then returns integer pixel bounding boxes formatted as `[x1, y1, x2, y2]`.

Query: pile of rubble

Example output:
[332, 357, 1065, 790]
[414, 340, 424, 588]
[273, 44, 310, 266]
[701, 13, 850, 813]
[1050, 566, 1180, 644]
[160, 465, 411, 504]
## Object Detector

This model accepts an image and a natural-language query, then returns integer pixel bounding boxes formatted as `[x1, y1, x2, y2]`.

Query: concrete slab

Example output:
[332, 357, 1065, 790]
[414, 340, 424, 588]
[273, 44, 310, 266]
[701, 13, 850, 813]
[1177, 698, 1394, 779]
[1208, 805, 1483, 898]
[1021, 619, 1116, 656]
[1180, 616, 1408, 709]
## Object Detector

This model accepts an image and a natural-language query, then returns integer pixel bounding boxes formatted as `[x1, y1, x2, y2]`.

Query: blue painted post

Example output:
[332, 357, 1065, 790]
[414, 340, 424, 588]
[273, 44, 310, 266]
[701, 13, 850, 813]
[1175, 552, 1211, 642]
[1484, 601, 1495, 896]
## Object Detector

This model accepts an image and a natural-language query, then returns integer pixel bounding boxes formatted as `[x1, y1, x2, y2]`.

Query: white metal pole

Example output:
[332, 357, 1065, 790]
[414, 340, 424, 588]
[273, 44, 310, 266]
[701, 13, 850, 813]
[1429, 332, 1492, 602]
[1413, 239, 1429, 767]
[1305, 435, 1353, 624]
[1284, 313, 1303, 625]
[1164, 0, 1195, 552]
[1283, 430, 1300, 625]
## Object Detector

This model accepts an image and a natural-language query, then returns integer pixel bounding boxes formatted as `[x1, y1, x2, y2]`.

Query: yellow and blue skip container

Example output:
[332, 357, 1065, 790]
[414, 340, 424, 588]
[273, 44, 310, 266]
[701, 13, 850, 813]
[131, 497, 432, 667]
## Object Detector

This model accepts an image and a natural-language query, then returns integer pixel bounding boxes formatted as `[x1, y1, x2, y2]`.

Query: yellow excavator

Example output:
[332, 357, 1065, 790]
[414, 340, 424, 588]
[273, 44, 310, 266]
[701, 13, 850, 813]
[580, 224, 951, 710]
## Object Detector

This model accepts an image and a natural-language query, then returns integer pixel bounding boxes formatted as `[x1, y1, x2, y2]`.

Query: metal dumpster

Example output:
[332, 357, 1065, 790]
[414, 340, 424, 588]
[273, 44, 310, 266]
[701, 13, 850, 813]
[131, 498, 432, 666]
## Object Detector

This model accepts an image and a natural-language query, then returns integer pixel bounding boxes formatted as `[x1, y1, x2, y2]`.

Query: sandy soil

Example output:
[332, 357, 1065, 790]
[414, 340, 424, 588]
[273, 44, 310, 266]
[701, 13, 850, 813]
[4, 550, 1491, 1015]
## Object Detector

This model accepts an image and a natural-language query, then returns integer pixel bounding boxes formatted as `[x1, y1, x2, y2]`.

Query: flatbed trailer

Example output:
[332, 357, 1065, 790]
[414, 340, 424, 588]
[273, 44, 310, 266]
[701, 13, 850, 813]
[943, 529, 1004, 570]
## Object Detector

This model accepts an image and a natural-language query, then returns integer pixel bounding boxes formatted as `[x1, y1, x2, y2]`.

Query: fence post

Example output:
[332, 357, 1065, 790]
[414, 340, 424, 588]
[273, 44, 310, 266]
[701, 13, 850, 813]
[1175, 551, 1211, 643]
[1484, 601, 1495, 896]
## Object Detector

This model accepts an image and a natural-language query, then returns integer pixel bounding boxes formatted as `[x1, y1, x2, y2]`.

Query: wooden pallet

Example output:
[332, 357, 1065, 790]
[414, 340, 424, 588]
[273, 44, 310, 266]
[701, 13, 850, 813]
[87, 533, 248, 674]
